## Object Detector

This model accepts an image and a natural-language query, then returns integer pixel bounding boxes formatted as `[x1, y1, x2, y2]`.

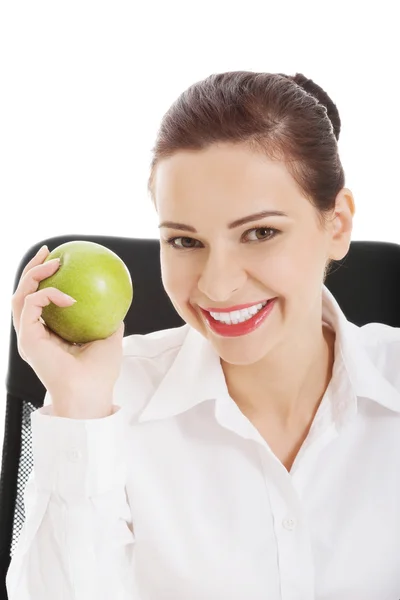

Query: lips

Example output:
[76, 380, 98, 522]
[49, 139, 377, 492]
[200, 297, 277, 338]
[202, 300, 271, 313]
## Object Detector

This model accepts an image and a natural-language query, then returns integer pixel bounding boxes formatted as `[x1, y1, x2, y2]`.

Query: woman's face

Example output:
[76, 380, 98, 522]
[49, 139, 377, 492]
[154, 143, 354, 366]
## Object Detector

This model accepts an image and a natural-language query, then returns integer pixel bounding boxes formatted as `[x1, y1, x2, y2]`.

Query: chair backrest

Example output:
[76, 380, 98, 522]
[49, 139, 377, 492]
[1, 234, 400, 597]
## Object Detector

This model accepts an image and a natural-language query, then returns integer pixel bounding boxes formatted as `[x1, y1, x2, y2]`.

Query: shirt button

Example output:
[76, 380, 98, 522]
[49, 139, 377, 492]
[282, 517, 296, 531]
[67, 448, 83, 462]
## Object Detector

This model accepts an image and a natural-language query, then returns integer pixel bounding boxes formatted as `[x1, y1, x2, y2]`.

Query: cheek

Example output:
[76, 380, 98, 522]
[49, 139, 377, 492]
[290, 244, 328, 295]
[252, 250, 304, 290]
[254, 242, 322, 293]
[160, 254, 203, 328]
[160, 253, 194, 304]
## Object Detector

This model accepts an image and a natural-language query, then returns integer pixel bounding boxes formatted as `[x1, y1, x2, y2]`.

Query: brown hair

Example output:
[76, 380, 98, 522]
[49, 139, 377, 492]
[148, 71, 344, 231]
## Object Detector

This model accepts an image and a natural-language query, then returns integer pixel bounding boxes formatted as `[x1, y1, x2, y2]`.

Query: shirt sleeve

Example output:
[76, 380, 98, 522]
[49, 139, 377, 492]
[6, 403, 140, 600]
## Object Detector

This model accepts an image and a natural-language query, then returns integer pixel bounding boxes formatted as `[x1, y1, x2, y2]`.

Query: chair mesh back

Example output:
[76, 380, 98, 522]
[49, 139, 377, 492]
[10, 401, 35, 557]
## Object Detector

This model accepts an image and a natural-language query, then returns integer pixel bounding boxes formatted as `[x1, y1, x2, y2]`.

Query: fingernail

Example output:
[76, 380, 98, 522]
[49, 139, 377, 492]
[38, 244, 48, 254]
[47, 258, 60, 264]
[62, 293, 77, 303]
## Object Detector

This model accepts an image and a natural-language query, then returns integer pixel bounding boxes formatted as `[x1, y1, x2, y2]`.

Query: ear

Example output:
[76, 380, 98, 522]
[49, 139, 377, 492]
[328, 188, 355, 261]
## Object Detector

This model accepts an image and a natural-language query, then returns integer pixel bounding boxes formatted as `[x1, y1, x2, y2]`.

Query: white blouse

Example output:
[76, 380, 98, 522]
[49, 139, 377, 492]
[6, 285, 400, 600]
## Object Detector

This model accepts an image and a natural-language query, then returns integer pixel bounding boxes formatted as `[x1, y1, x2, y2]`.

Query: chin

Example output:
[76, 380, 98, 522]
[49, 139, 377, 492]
[209, 336, 272, 367]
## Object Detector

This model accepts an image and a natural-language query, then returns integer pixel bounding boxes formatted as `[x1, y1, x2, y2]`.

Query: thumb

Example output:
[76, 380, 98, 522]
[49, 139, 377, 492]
[107, 321, 125, 343]
[102, 321, 125, 343]
[83, 321, 125, 361]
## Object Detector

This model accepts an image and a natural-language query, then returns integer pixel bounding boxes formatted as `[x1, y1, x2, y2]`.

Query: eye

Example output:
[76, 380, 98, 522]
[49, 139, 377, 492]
[166, 236, 202, 250]
[242, 227, 280, 242]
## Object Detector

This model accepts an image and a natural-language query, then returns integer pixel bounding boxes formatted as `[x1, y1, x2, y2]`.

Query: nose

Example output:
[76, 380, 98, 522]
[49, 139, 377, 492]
[197, 248, 246, 303]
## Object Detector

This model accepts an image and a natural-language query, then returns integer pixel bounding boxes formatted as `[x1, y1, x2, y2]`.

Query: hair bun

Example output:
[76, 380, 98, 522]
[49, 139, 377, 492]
[291, 73, 341, 140]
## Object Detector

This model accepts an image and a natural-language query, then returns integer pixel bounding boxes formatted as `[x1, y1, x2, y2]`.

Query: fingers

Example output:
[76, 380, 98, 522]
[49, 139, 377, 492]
[12, 257, 61, 333]
[20, 245, 49, 279]
[18, 287, 76, 362]
[99, 322, 125, 342]
[115, 321, 125, 338]
[21, 259, 60, 296]
[80, 321, 125, 368]
[21, 287, 76, 327]
[84, 321, 125, 347]
[80, 321, 124, 354]
[109, 321, 125, 343]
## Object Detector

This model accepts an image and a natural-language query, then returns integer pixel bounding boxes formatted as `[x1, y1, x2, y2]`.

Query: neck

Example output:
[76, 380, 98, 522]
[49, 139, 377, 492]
[222, 318, 336, 427]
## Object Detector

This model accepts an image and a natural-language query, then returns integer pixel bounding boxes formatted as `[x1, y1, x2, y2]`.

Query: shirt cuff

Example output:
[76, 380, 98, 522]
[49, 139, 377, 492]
[30, 404, 129, 501]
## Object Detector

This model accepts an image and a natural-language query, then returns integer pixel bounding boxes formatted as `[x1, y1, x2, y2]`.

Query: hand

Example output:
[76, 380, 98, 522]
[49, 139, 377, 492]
[12, 245, 125, 418]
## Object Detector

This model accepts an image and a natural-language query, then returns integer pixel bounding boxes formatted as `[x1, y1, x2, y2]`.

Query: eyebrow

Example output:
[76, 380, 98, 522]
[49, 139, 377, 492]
[158, 210, 289, 233]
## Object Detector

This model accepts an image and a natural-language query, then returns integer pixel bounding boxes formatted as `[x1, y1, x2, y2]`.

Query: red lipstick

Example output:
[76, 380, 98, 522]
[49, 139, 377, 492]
[200, 298, 277, 338]
[203, 300, 269, 313]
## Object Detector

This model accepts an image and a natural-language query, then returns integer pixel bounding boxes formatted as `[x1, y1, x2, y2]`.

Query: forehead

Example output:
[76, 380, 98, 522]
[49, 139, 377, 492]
[154, 144, 308, 219]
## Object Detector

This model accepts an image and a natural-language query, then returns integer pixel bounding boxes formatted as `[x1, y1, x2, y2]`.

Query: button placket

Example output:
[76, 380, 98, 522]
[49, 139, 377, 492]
[282, 517, 297, 531]
[67, 448, 83, 463]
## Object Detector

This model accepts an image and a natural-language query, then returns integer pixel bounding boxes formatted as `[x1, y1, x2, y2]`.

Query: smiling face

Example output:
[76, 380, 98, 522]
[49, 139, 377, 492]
[154, 143, 353, 366]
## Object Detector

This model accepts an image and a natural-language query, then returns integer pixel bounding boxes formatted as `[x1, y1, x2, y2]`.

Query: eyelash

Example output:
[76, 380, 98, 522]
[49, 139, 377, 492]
[165, 227, 281, 250]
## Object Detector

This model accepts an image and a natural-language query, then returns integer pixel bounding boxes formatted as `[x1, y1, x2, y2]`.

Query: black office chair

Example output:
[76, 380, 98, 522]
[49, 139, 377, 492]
[1, 234, 400, 598]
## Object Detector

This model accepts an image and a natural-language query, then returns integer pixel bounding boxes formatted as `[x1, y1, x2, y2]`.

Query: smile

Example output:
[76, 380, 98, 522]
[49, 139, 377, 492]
[209, 301, 268, 325]
[200, 298, 277, 338]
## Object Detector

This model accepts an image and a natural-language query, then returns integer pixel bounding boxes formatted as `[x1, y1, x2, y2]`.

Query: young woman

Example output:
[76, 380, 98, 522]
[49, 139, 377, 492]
[7, 71, 400, 600]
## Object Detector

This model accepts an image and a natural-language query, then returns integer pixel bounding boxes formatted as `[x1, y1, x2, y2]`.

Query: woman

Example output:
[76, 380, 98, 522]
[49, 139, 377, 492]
[7, 72, 400, 599]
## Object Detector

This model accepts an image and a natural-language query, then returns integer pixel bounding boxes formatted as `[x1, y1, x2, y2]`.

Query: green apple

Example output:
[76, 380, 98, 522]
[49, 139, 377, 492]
[38, 240, 133, 343]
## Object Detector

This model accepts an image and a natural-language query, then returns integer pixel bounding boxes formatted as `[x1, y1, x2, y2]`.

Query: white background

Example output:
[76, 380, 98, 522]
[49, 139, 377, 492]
[1, 0, 399, 446]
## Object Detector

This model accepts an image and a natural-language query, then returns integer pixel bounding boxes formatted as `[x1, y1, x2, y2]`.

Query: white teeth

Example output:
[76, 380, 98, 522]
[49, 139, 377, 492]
[209, 301, 268, 325]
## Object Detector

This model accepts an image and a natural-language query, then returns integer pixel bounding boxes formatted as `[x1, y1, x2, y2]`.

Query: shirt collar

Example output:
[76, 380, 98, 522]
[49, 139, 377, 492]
[138, 325, 228, 423]
[138, 286, 400, 423]
[322, 286, 400, 414]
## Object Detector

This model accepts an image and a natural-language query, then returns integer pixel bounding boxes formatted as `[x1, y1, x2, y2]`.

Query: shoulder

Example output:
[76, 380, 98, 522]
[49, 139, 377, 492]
[114, 324, 190, 416]
[356, 321, 400, 353]
[354, 321, 400, 385]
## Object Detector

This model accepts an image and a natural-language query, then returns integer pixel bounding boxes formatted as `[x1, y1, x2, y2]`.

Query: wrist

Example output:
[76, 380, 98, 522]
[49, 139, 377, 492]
[50, 397, 114, 420]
